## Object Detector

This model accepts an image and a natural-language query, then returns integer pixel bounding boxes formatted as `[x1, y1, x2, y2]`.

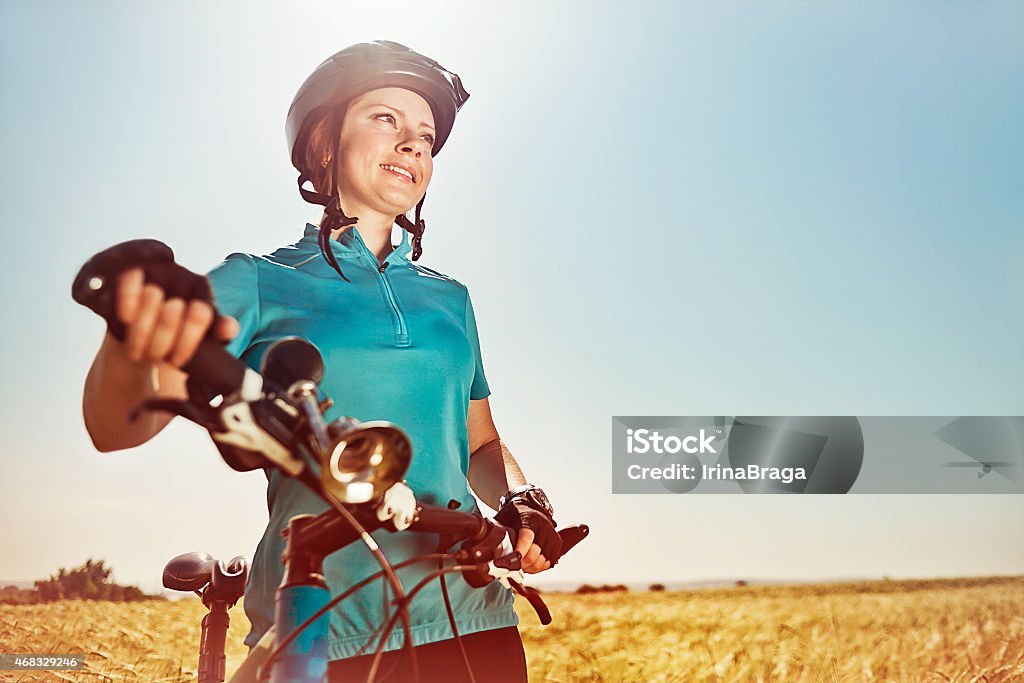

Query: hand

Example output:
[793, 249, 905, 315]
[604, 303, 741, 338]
[115, 266, 238, 367]
[76, 240, 239, 369]
[495, 500, 562, 574]
[513, 527, 552, 574]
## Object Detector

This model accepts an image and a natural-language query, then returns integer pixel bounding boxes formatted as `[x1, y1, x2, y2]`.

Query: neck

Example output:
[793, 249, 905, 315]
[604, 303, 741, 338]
[321, 208, 395, 263]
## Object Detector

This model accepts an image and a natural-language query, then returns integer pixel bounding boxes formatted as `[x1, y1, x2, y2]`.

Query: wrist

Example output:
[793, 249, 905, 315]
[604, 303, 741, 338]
[499, 483, 555, 519]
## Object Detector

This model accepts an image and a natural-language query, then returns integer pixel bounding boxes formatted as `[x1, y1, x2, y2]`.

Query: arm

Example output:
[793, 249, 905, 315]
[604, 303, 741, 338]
[466, 396, 552, 573]
[466, 397, 525, 511]
[82, 266, 238, 452]
[83, 331, 187, 452]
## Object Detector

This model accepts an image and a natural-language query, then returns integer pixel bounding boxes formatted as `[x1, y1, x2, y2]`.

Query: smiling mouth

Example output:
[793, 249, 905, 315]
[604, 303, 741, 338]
[380, 164, 415, 183]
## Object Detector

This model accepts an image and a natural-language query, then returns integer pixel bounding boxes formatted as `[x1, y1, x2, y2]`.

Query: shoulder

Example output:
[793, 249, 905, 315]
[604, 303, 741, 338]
[404, 261, 469, 293]
[206, 252, 262, 300]
[208, 245, 318, 286]
[402, 262, 475, 316]
[207, 252, 259, 286]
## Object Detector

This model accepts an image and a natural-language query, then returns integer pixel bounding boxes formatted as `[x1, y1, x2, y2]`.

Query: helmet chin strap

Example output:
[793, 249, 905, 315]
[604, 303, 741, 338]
[395, 194, 426, 262]
[298, 171, 358, 282]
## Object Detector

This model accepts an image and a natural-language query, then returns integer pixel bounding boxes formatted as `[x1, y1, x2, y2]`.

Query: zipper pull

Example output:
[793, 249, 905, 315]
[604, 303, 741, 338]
[378, 262, 389, 273]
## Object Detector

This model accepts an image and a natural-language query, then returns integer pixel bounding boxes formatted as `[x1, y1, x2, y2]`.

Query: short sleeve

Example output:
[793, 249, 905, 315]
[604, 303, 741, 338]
[206, 252, 261, 359]
[464, 288, 491, 401]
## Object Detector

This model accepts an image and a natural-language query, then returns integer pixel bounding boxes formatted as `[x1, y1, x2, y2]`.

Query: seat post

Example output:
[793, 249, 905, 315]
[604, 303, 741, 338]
[198, 600, 231, 683]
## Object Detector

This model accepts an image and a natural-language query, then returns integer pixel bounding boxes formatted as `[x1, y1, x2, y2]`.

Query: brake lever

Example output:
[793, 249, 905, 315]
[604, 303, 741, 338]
[452, 521, 591, 627]
[507, 578, 552, 625]
[134, 397, 225, 433]
[500, 524, 589, 625]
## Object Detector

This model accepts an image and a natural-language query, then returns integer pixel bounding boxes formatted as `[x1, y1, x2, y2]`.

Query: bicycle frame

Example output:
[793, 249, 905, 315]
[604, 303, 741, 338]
[263, 502, 495, 683]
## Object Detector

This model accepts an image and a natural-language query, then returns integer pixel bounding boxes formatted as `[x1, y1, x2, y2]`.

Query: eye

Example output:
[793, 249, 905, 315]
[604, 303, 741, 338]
[422, 133, 436, 148]
[375, 112, 397, 126]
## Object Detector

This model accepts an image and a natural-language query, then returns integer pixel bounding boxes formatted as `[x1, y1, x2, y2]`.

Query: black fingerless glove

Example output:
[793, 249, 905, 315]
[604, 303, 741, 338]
[72, 239, 216, 341]
[494, 500, 563, 567]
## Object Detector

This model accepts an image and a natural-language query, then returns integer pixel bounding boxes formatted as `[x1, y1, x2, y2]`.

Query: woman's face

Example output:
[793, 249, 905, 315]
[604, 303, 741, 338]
[335, 87, 436, 219]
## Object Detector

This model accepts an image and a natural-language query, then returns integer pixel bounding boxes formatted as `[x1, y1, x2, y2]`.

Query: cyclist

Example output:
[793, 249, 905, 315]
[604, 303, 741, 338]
[82, 41, 562, 682]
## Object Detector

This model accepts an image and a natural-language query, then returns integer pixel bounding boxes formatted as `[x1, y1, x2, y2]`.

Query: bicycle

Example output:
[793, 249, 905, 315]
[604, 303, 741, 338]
[73, 240, 589, 683]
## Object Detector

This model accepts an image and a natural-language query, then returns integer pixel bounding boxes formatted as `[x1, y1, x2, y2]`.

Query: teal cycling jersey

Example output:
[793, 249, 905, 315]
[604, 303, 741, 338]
[206, 223, 518, 660]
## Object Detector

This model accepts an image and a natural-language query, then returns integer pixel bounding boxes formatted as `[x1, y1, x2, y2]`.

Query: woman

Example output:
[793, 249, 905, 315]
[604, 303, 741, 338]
[82, 41, 562, 681]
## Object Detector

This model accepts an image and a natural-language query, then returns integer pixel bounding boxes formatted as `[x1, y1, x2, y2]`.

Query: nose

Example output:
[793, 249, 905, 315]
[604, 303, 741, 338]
[396, 132, 430, 158]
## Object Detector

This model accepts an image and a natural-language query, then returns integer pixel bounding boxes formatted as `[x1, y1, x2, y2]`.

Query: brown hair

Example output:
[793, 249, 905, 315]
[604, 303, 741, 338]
[292, 103, 349, 198]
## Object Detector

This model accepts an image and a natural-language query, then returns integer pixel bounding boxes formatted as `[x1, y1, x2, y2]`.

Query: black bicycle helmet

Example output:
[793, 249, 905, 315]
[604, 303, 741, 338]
[286, 41, 470, 280]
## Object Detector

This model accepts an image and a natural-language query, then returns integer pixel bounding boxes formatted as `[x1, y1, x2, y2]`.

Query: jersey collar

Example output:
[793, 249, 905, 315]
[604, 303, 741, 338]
[298, 223, 413, 265]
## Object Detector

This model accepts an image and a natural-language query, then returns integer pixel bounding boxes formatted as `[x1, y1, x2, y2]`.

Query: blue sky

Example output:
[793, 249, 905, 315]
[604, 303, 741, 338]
[1, 1, 1021, 592]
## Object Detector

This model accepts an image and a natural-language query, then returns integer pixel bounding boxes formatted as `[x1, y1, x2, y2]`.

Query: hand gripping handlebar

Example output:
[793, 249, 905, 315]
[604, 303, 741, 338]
[71, 239, 255, 397]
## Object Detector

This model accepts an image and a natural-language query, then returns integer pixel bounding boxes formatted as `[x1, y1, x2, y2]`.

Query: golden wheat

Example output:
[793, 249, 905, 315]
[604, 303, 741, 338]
[1, 576, 1020, 682]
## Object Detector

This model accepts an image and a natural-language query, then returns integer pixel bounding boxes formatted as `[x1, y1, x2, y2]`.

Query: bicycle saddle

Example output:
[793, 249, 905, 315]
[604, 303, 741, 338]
[163, 552, 249, 605]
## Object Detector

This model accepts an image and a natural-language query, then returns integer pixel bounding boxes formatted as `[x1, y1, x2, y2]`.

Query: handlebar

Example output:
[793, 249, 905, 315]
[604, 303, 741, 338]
[277, 487, 589, 598]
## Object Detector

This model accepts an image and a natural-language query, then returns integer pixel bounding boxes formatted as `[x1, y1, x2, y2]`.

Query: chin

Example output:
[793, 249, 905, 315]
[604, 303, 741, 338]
[377, 193, 421, 216]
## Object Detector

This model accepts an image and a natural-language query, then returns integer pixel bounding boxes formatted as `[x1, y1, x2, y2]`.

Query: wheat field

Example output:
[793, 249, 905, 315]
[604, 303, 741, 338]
[1, 576, 1021, 682]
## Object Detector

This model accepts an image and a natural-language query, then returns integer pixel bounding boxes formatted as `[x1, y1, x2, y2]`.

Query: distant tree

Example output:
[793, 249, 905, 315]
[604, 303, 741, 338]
[649, 583, 666, 592]
[30, 558, 159, 603]
[0, 585, 38, 605]
[576, 583, 630, 594]
[735, 580, 748, 587]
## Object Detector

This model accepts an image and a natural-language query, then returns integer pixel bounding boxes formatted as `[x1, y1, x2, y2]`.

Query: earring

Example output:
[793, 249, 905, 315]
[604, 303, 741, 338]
[320, 158, 329, 168]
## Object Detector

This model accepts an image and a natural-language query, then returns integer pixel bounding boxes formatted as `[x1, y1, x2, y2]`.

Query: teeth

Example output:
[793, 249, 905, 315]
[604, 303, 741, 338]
[381, 164, 413, 181]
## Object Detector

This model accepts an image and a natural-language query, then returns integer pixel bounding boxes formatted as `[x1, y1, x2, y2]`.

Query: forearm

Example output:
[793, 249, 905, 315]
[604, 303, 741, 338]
[83, 332, 174, 452]
[467, 438, 527, 511]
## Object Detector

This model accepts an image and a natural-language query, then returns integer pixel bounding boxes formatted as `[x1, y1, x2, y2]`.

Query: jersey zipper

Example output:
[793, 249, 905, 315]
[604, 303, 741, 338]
[376, 261, 410, 347]
[351, 230, 410, 347]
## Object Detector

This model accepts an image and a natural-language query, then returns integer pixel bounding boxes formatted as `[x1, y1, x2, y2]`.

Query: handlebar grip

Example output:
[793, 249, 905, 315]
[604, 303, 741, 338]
[71, 239, 171, 342]
[180, 340, 249, 397]
[557, 524, 589, 557]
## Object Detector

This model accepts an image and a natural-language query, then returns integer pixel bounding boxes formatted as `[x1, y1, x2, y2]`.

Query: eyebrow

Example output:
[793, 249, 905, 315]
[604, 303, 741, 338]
[366, 103, 435, 132]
